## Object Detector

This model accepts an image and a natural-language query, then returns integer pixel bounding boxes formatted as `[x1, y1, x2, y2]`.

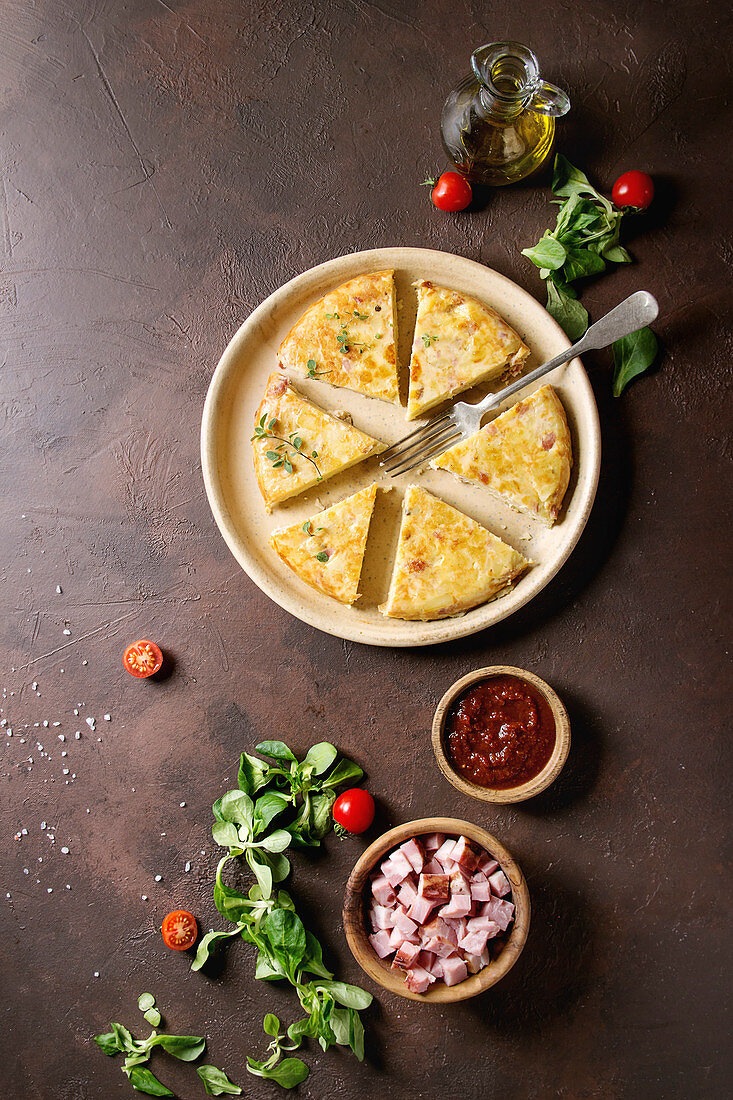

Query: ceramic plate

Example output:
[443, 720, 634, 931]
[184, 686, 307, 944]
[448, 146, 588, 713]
[201, 247, 600, 647]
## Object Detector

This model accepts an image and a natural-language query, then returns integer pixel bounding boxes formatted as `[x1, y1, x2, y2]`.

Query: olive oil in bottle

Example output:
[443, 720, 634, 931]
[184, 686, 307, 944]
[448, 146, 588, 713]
[441, 42, 570, 186]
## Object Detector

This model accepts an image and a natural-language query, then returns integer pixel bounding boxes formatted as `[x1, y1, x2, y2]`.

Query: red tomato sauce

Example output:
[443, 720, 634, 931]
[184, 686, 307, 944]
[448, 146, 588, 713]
[445, 675, 556, 789]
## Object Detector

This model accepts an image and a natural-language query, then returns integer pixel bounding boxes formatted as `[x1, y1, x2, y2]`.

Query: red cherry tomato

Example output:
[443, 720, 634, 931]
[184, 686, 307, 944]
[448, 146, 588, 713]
[427, 171, 473, 212]
[612, 170, 654, 210]
[333, 789, 375, 834]
[124, 640, 163, 678]
[161, 909, 198, 951]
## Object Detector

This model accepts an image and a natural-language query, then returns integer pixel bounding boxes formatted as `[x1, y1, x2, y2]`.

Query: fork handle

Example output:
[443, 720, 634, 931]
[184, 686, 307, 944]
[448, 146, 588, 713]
[476, 290, 659, 413]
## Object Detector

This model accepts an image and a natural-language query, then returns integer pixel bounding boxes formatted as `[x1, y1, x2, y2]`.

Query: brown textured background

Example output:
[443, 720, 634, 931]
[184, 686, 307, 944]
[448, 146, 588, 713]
[1, 1, 731, 1097]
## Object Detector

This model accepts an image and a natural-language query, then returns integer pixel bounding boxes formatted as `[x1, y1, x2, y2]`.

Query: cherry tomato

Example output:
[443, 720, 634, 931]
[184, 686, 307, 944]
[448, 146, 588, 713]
[333, 788, 375, 834]
[426, 171, 472, 212]
[124, 639, 163, 678]
[161, 909, 198, 951]
[611, 170, 654, 210]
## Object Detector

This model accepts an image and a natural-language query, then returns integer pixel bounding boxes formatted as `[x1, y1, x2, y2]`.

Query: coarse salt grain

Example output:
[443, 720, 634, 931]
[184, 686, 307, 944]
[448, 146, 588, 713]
[85, 717, 95, 729]
[104, 714, 110, 721]
[180, 801, 186, 808]
[184, 862, 191, 872]
[154, 875, 162, 882]
[61, 847, 69, 854]
[56, 586, 62, 594]
[63, 629, 71, 636]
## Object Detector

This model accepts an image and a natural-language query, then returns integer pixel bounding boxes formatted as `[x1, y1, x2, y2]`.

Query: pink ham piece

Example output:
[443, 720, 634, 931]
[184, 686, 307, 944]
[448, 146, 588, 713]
[423, 858, 444, 875]
[477, 854, 499, 876]
[482, 899, 515, 931]
[368, 930, 393, 958]
[424, 936, 457, 959]
[423, 832, 445, 851]
[440, 893, 472, 919]
[467, 915, 501, 938]
[451, 835, 480, 873]
[388, 926, 404, 950]
[459, 929, 490, 955]
[449, 868, 471, 895]
[393, 908, 418, 936]
[405, 966, 433, 994]
[422, 915, 458, 946]
[419, 873, 450, 902]
[371, 875, 396, 907]
[407, 893, 436, 925]
[380, 859, 407, 890]
[441, 956, 468, 987]
[398, 838, 424, 874]
[392, 940, 421, 970]
[370, 904, 393, 930]
[488, 869, 511, 897]
[396, 879, 418, 908]
[470, 878, 492, 902]
[434, 838, 457, 865]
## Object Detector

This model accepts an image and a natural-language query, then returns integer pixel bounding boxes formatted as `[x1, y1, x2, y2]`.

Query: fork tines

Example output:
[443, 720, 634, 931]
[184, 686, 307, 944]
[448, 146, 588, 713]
[380, 414, 461, 476]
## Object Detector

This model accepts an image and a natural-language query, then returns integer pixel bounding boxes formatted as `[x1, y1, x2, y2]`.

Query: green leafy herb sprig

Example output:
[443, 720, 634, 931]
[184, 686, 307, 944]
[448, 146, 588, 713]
[522, 155, 657, 394]
[305, 358, 330, 379]
[251, 414, 322, 479]
[192, 741, 372, 1088]
[94, 994, 210, 1097]
[421, 334, 439, 347]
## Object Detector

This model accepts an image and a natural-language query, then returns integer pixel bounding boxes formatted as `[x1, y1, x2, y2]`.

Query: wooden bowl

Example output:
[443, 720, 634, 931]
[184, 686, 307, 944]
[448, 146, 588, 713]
[343, 817, 530, 1003]
[432, 666, 571, 804]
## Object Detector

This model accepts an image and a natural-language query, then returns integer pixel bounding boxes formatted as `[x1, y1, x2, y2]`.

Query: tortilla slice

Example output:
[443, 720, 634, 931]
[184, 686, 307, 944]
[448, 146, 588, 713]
[432, 384, 572, 526]
[270, 484, 378, 605]
[278, 270, 399, 404]
[406, 281, 530, 420]
[252, 373, 384, 511]
[379, 485, 529, 621]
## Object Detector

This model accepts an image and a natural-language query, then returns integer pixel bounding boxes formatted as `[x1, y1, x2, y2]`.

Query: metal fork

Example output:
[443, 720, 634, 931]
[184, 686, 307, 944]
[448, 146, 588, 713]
[380, 290, 659, 476]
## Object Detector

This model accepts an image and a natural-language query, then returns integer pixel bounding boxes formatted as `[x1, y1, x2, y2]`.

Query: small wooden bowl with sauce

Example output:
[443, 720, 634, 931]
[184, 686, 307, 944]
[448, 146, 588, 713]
[432, 666, 570, 804]
[343, 817, 530, 1002]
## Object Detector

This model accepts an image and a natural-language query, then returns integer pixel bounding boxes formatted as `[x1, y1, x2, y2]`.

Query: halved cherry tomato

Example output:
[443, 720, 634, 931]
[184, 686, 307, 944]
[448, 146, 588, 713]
[333, 788, 375, 834]
[425, 171, 473, 212]
[124, 640, 163, 678]
[612, 170, 654, 210]
[161, 909, 198, 951]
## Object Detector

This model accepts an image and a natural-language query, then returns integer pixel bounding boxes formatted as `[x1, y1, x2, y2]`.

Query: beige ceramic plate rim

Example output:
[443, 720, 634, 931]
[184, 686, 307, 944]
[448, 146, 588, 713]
[201, 247, 601, 648]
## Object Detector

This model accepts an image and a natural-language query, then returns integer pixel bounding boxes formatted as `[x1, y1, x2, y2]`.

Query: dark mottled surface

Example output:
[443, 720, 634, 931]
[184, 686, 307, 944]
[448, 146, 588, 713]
[1, 1, 731, 1097]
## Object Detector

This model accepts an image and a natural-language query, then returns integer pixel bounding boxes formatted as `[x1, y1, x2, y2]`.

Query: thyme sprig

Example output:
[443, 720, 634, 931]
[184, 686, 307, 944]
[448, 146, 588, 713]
[336, 325, 368, 355]
[305, 358, 330, 379]
[252, 414, 322, 480]
[422, 334, 439, 347]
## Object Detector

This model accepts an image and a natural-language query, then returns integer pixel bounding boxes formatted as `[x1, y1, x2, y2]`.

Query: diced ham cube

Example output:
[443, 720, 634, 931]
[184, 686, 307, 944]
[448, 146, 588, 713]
[393, 909, 418, 936]
[482, 898, 515, 931]
[370, 904, 393, 931]
[439, 893, 472, 919]
[396, 879, 418, 908]
[488, 869, 511, 897]
[477, 854, 499, 876]
[381, 859, 406, 889]
[451, 835, 480, 873]
[407, 894, 436, 924]
[419, 873, 450, 902]
[392, 940, 421, 970]
[404, 965, 433, 994]
[441, 956, 468, 987]
[459, 929, 490, 955]
[388, 926, 405, 949]
[470, 879, 492, 901]
[434, 838, 457, 865]
[465, 953, 485, 975]
[427, 956, 444, 980]
[371, 874, 396, 907]
[398, 838, 424, 874]
[423, 858, 444, 875]
[424, 936, 457, 959]
[390, 850, 416, 880]
[422, 915, 457, 946]
[368, 930, 393, 959]
[423, 832, 445, 851]
[467, 915, 501, 937]
[449, 869, 471, 895]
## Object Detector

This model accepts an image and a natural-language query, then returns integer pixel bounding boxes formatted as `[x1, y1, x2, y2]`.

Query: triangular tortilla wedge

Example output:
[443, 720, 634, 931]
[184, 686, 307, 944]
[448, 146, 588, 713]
[379, 486, 529, 621]
[252, 373, 383, 511]
[278, 270, 399, 404]
[270, 484, 378, 605]
[432, 385, 572, 526]
[406, 281, 530, 420]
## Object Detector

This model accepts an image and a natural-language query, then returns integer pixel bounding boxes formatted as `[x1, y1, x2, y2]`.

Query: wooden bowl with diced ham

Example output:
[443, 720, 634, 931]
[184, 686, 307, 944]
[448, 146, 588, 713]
[343, 817, 530, 1002]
